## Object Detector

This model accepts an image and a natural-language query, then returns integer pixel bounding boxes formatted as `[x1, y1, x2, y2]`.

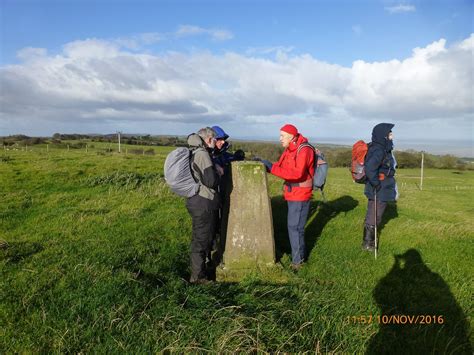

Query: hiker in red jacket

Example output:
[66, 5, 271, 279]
[258, 124, 315, 270]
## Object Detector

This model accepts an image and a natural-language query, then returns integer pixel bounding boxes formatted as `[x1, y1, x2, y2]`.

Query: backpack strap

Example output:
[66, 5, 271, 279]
[294, 142, 317, 181]
[296, 142, 315, 156]
[297, 142, 318, 166]
[188, 148, 199, 183]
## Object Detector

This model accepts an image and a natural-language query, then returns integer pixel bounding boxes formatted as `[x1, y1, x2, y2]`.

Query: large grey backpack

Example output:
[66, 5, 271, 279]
[164, 147, 200, 197]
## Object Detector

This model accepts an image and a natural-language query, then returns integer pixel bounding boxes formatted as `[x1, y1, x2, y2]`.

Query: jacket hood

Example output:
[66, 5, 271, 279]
[372, 123, 394, 145]
[288, 133, 308, 152]
[211, 125, 229, 140]
[187, 133, 206, 148]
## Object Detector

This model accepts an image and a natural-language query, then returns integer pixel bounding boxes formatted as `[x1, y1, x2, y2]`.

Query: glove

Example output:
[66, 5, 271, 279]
[261, 159, 273, 172]
[215, 164, 224, 177]
[373, 184, 382, 192]
[233, 149, 245, 161]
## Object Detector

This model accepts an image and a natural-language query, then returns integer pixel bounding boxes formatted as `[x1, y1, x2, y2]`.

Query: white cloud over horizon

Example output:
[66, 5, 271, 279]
[0, 33, 473, 143]
[175, 25, 234, 41]
[73, 25, 234, 52]
[385, 4, 416, 14]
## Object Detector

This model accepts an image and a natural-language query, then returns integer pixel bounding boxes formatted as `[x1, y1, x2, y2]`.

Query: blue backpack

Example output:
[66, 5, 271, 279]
[297, 143, 329, 190]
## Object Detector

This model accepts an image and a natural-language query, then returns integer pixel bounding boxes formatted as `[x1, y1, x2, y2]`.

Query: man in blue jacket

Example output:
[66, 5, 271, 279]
[363, 123, 398, 251]
[211, 125, 245, 171]
[209, 126, 245, 268]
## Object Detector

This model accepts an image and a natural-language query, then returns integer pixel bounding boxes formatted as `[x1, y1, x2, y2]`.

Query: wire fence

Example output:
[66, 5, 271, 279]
[398, 185, 474, 191]
[2, 144, 172, 157]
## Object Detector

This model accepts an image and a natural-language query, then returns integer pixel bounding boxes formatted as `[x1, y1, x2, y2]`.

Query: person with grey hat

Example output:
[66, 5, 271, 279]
[186, 127, 220, 284]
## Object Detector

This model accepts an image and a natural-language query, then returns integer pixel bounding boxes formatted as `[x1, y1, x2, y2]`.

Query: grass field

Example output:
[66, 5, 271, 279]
[1, 145, 472, 353]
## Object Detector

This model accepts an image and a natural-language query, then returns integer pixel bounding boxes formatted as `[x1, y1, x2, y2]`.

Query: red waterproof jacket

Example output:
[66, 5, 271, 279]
[270, 134, 315, 201]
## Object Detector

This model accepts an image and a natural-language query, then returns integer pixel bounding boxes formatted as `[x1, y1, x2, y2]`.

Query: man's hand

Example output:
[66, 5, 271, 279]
[260, 159, 273, 172]
[373, 183, 382, 192]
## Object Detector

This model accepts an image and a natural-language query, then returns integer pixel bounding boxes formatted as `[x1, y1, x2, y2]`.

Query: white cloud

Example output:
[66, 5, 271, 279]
[176, 25, 233, 41]
[246, 46, 295, 56]
[1, 34, 473, 142]
[209, 29, 234, 41]
[114, 32, 163, 50]
[385, 4, 416, 14]
[16, 47, 48, 61]
[103, 26, 232, 51]
[63, 39, 120, 58]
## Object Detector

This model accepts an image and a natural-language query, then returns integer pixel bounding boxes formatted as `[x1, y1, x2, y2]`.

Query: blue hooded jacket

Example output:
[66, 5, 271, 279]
[211, 125, 242, 166]
[364, 123, 397, 202]
[212, 126, 229, 140]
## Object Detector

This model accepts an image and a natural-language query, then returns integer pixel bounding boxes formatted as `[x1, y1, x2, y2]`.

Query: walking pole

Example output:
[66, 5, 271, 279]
[374, 188, 378, 259]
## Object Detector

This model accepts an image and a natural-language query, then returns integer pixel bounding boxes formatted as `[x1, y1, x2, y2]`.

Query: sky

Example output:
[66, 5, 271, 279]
[0, 0, 473, 155]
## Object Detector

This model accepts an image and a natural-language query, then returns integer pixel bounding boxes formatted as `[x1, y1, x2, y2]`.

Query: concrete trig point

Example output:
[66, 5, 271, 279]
[217, 161, 275, 280]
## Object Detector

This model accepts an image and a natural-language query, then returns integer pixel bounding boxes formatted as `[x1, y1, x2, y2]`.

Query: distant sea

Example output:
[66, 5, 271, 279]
[234, 136, 474, 158]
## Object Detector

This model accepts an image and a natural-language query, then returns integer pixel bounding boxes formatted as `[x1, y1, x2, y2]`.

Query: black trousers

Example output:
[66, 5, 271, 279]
[365, 199, 387, 227]
[186, 206, 218, 281]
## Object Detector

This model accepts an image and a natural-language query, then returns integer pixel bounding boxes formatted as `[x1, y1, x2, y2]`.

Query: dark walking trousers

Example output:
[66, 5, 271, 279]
[364, 199, 387, 227]
[186, 206, 217, 281]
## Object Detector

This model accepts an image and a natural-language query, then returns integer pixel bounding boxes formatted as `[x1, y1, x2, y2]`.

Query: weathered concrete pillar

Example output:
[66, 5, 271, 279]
[218, 161, 275, 277]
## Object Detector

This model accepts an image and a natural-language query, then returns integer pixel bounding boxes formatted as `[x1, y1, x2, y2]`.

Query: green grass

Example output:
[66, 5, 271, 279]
[1, 147, 472, 353]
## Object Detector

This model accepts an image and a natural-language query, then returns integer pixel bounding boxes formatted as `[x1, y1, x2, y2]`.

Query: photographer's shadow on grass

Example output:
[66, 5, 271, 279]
[367, 249, 472, 354]
[271, 195, 358, 262]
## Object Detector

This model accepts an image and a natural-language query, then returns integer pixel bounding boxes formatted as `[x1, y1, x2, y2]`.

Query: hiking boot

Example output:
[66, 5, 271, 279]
[189, 278, 212, 285]
[362, 225, 375, 251]
[0, 240, 8, 249]
[206, 260, 218, 280]
[290, 262, 304, 271]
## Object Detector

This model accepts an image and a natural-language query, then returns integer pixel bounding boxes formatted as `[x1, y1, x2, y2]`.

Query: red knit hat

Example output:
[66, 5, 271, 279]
[280, 124, 298, 136]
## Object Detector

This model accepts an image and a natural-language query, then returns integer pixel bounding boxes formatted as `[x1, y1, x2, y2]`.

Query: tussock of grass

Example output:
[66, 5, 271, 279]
[84, 171, 163, 189]
[0, 155, 12, 163]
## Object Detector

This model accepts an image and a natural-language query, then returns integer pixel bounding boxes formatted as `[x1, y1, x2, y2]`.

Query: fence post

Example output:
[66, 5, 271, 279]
[67, 144, 70, 152]
[47, 144, 49, 152]
[86, 144, 88, 153]
[420, 151, 424, 191]
[117, 131, 121, 153]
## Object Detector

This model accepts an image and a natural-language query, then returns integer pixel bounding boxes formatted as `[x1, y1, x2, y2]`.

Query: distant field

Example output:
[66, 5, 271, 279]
[1, 146, 472, 353]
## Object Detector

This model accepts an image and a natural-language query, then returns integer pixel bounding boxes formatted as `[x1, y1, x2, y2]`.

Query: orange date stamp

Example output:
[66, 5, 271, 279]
[346, 314, 444, 325]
